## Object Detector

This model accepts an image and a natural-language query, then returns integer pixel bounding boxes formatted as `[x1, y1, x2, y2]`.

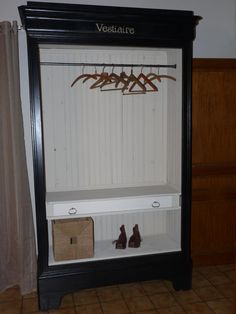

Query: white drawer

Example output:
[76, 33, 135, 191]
[46, 194, 180, 218]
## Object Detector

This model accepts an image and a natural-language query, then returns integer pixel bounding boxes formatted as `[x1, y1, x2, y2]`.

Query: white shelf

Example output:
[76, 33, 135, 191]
[46, 185, 180, 202]
[48, 234, 181, 266]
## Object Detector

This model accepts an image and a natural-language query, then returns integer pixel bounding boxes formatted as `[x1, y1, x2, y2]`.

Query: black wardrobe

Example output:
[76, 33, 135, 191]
[19, 2, 200, 310]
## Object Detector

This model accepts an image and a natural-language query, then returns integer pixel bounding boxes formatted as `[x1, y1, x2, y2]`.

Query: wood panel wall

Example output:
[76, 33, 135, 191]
[235, 259, 236, 313]
[192, 59, 236, 266]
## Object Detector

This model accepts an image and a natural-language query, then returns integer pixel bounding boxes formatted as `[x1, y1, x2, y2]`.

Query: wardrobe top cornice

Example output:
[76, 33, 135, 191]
[18, 1, 201, 44]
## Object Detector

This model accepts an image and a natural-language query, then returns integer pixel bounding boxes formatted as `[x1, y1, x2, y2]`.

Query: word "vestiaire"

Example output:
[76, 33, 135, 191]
[96, 23, 135, 34]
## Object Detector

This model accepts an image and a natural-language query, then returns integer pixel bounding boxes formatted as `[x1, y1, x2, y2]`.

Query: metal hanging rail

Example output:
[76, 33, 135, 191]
[40, 61, 177, 68]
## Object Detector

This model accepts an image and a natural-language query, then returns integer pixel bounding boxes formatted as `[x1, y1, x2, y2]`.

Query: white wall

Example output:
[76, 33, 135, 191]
[0, 0, 236, 225]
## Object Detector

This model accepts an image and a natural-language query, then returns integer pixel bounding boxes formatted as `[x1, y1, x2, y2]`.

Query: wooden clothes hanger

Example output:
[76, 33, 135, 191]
[129, 70, 158, 93]
[146, 71, 176, 83]
[71, 66, 102, 87]
[71, 64, 176, 93]
[71, 66, 90, 86]
[89, 72, 110, 89]
[122, 68, 146, 95]
[115, 71, 129, 89]
[100, 66, 127, 91]
[157, 74, 176, 81]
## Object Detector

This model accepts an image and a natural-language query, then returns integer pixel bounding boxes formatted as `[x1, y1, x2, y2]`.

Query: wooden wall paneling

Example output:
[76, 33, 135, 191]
[192, 60, 236, 164]
[192, 198, 236, 265]
[235, 258, 236, 314]
[192, 59, 236, 266]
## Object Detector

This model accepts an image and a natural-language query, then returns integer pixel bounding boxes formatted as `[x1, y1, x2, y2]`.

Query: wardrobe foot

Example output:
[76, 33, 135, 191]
[39, 293, 62, 311]
[172, 275, 192, 291]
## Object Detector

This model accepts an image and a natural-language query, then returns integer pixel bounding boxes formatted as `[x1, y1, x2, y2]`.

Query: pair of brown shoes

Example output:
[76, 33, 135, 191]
[113, 224, 141, 249]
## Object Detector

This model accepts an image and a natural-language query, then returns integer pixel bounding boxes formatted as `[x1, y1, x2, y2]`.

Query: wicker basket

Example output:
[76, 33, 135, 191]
[52, 217, 94, 261]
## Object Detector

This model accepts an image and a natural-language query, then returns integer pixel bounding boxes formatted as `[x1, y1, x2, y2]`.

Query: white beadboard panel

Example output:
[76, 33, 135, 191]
[166, 210, 181, 245]
[93, 211, 167, 241]
[40, 46, 180, 192]
[95, 209, 181, 244]
[166, 50, 182, 191]
[47, 209, 180, 244]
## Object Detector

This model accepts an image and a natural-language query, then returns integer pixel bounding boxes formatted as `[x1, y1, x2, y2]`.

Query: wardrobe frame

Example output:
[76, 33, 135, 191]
[19, 2, 201, 310]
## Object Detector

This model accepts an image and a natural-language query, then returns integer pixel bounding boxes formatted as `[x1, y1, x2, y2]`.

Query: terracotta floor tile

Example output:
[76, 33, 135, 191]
[156, 305, 185, 313]
[120, 282, 146, 299]
[215, 283, 234, 299]
[0, 286, 22, 302]
[73, 289, 98, 305]
[60, 294, 74, 308]
[23, 292, 38, 299]
[125, 295, 154, 312]
[182, 302, 213, 313]
[101, 299, 130, 314]
[196, 265, 219, 276]
[207, 298, 233, 314]
[172, 290, 201, 305]
[162, 281, 175, 292]
[205, 273, 232, 285]
[141, 280, 169, 295]
[29, 311, 48, 314]
[132, 310, 158, 314]
[96, 285, 122, 302]
[216, 264, 234, 272]
[49, 308, 76, 314]
[224, 270, 235, 282]
[192, 272, 211, 289]
[193, 285, 224, 301]
[22, 296, 39, 313]
[0, 265, 234, 314]
[75, 303, 103, 314]
[149, 292, 178, 309]
[0, 300, 22, 314]
[28, 312, 48, 314]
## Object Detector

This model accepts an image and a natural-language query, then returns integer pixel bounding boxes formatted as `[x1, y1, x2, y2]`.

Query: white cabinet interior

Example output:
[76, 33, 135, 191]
[40, 45, 182, 192]
[39, 45, 183, 264]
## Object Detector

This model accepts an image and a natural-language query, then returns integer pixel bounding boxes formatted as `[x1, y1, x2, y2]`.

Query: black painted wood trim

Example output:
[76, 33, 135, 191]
[19, 2, 201, 43]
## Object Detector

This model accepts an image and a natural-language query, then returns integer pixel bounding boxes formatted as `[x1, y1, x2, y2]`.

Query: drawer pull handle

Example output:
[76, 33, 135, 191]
[152, 201, 160, 208]
[68, 207, 77, 215]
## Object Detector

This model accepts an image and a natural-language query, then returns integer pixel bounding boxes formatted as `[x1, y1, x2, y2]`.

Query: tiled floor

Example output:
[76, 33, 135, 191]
[0, 264, 234, 314]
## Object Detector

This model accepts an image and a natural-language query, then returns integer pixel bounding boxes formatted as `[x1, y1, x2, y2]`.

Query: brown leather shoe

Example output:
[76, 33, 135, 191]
[113, 225, 127, 249]
[128, 224, 141, 248]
